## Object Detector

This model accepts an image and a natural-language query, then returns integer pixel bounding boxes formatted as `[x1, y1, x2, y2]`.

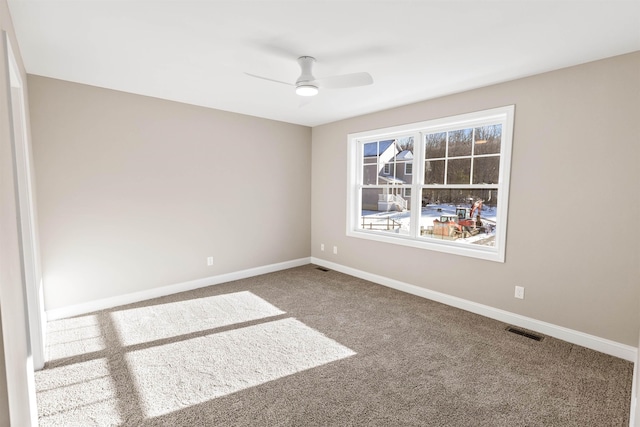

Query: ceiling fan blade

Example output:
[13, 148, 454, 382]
[244, 72, 293, 87]
[316, 72, 373, 89]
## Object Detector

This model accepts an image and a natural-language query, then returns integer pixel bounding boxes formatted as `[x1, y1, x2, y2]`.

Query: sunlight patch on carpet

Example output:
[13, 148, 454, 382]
[46, 314, 105, 360]
[35, 358, 121, 426]
[125, 317, 356, 418]
[111, 291, 285, 346]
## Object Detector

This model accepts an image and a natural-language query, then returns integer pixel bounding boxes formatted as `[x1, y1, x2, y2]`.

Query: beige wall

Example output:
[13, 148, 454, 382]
[312, 52, 640, 346]
[28, 76, 311, 310]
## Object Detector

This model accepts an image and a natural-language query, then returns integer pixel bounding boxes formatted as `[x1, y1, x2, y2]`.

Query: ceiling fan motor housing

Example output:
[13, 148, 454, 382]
[296, 56, 317, 86]
[295, 56, 319, 96]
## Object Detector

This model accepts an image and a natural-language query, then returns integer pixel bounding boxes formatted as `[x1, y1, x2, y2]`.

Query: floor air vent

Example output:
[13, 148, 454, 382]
[315, 267, 330, 272]
[506, 326, 544, 342]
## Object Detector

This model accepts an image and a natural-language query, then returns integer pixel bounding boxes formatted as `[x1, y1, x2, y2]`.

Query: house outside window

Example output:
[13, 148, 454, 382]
[347, 106, 515, 262]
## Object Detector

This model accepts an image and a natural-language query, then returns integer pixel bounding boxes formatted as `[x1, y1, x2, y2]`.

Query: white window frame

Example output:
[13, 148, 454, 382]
[346, 105, 515, 262]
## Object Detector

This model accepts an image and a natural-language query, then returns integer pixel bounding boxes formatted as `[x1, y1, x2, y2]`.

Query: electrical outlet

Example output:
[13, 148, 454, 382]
[320, 243, 325, 251]
[333, 246, 338, 255]
[514, 286, 525, 299]
[207, 256, 214, 266]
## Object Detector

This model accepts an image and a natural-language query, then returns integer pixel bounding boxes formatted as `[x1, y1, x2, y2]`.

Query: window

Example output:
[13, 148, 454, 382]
[347, 106, 514, 262]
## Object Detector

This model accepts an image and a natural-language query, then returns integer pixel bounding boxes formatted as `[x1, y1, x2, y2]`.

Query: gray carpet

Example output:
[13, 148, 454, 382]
[36, 264, 633, 426]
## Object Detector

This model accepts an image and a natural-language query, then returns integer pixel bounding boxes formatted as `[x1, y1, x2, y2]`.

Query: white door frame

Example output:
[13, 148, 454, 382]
[1, 30, 41, 427]
[5, 34, 46, 371]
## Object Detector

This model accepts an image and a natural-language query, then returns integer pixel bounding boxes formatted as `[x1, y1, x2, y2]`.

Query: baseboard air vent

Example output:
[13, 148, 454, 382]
[506, 326, 544, 342]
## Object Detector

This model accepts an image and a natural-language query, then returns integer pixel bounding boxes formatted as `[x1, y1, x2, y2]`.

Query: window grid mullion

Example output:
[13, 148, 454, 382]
[409, 132, 423, 239]
[444, 131, 449, 185]
[470, 128, 475, 185]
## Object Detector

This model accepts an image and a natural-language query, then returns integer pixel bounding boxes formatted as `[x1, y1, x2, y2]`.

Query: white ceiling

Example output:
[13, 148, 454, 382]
[7, 1, 640, 127]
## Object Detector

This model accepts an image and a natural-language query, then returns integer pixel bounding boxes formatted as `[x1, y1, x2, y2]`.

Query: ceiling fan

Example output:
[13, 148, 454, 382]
[245, 56, 373, 97]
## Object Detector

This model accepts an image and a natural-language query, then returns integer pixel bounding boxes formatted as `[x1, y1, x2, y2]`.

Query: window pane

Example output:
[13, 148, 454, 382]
[396, 136, 414, 154]
[474, 124, 502, 155]
[363, 164, 379, 185]
[360, 189, 411, 236]
[394, 137, 414, 184]
[424, 159, 445, 184]
[382, 162, 394, 177]
[425, 132, 446, 159]
[362, 188, 381, 211]
[420, 188, 499, 246]
[363, 142, 378, 163]
[447, 158, 471, 184]
[473, 156, 500, 184]
[393, 161, 410, 184]
[448, 128, 472, 157]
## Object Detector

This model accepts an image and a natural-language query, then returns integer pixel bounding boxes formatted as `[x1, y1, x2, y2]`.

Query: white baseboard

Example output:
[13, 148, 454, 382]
[46, 257, 311, 321]
[45, 255, 637, 424]
[310, 257, 638, 363]
[47, 255, 637, 362]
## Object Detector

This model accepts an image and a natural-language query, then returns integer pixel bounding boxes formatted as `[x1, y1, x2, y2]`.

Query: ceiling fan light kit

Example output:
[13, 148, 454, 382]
[295, 84, 319, 96]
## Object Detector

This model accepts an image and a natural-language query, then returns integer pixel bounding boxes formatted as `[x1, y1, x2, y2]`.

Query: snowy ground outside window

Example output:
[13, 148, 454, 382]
[361, 204, 498, 246]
